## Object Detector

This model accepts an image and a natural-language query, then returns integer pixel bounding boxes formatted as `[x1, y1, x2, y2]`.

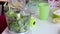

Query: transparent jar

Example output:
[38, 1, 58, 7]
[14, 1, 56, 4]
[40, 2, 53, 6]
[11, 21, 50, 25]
[6, 6, 31, 34]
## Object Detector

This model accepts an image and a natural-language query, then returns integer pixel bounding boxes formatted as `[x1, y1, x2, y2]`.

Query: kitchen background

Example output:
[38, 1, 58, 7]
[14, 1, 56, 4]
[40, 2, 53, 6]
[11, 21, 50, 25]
[0, 0, 60, 34]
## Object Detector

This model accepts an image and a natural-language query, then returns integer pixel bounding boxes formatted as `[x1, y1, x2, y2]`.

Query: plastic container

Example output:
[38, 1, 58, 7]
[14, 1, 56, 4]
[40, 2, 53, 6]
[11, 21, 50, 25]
[39, 3, 50, 20]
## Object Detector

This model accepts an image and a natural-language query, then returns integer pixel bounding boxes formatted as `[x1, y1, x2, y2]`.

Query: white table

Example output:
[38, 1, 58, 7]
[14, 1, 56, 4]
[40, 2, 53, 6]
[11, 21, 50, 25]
[2, 18, 60, 34]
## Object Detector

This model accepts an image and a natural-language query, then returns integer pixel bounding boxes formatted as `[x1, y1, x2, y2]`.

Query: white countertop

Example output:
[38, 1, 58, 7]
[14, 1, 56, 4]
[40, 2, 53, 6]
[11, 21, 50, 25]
[30, 18, 60, 34]
[2, 18, 60, 34]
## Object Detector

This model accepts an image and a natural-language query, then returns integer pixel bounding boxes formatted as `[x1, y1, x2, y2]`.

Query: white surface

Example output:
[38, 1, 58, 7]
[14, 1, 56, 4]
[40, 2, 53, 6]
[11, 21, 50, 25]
[2, 27, 10, 34]
[31, 18, 60, 34]
[2, 18, 60, 34]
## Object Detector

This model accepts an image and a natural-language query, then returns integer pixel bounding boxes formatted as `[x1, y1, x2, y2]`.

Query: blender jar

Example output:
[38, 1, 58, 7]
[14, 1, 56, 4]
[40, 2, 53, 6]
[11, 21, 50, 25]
[6, 5, 31, 34]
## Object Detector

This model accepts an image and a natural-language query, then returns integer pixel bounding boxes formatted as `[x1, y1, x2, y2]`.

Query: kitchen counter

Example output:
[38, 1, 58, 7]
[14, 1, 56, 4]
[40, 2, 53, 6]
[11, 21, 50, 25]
[2, 18, 60, 34]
